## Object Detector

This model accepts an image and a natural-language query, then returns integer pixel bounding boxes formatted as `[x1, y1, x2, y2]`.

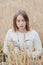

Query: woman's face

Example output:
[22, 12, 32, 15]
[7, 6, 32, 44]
[16, 14, 26, 32]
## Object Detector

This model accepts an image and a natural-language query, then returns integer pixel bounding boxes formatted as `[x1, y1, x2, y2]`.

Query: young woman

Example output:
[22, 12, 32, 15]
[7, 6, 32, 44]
[3, 10, 42, 58]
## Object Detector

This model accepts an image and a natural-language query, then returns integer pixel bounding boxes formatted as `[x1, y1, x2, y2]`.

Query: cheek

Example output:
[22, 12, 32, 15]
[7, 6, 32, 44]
[24, 22, 26, 26]
[16, 21, 18, 25]
[16, 21, 19, 27]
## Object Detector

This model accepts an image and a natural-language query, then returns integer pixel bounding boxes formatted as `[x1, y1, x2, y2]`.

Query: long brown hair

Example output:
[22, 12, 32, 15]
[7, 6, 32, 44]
[13, 10, 30, 32]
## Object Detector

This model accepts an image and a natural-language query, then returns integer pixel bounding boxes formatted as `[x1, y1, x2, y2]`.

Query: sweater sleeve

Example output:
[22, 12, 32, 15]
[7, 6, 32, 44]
[32, 31, 42, 58]
[3, 29, 12, 55]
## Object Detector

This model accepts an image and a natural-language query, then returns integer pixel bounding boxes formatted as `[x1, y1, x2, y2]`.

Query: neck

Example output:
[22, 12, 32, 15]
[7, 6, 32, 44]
[18, 29, 27, 33]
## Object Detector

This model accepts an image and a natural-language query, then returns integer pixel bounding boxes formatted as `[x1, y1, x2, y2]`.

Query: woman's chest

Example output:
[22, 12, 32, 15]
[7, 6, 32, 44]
[11, 32, 34, 49]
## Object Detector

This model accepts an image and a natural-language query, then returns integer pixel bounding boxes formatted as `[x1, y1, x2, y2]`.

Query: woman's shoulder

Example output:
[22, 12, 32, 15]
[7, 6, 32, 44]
[6, 28, 13, 34]
[31, 29, 38, 33]
[27, 29, 38, 35]
[7, 28, 16, 34]
[6, 28, 17, 37]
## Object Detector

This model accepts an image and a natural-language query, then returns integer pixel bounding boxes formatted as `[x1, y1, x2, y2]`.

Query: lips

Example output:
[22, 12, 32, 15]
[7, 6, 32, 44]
[20, 26, 23, 27]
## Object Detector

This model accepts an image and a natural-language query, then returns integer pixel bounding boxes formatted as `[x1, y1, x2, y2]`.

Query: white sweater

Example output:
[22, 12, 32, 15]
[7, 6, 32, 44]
[3, 29, 42, 58]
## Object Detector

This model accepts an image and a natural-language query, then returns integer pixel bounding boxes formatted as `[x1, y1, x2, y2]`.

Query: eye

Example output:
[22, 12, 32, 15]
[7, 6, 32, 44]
[17, 20, 20, 22]
[22, 19, 25, 22]
[18, 20, 20, 22]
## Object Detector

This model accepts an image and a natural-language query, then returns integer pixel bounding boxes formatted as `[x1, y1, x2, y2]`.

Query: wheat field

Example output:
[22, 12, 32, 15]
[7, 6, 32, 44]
[0, 41, 43, 65]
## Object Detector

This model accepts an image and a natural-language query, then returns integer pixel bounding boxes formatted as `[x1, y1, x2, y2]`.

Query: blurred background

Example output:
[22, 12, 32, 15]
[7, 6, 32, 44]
[0, 0, 43, 51]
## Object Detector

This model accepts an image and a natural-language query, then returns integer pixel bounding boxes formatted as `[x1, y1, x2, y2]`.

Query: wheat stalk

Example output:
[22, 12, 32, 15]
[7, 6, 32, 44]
[6, 39, 34, 65]
[6, 40, 19, 65]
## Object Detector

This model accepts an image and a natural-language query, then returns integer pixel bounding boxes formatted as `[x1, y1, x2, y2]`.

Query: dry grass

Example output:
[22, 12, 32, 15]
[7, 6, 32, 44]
[5, 41, 43, 65]
[0, 40, 43, 65]
[6, 41, 27, 65]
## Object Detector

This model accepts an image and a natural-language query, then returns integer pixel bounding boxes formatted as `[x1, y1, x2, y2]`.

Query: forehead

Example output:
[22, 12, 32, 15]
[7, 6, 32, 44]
[16, 14, 24, 20]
